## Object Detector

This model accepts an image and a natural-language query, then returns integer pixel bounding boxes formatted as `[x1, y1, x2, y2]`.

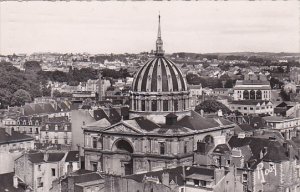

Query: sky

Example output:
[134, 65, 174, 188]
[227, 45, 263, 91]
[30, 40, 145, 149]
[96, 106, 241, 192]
[0, 1, 299, 55]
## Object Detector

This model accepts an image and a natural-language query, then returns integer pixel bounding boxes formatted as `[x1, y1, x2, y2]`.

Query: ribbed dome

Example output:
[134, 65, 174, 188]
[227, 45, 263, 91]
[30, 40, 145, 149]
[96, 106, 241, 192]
[132, 57, 187, 92]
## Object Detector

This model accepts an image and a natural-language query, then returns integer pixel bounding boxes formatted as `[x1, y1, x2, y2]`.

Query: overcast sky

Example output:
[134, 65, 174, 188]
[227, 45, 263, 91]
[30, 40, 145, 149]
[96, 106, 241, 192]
[0, 1, 299, 55]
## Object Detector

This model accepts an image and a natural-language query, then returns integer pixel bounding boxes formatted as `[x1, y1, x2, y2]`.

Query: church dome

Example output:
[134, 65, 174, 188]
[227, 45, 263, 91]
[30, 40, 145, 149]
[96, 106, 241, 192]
[129, 14, 191, 124]
[132, 57, 187, 93]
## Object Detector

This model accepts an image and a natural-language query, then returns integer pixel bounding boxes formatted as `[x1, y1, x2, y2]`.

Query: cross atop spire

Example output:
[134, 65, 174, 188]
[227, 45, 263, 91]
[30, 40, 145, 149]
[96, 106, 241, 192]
[155, 13, 164, 56]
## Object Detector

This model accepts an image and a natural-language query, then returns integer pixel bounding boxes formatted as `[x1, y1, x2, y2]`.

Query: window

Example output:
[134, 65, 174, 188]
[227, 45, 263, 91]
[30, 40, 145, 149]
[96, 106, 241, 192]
[64, 125, 68, 131]
[46, 125, 49, 130]
[244, 107, 247, 110]
[226, 160, 231, 166]
[52, 168, 56, 176]
[152, 100, 157, 111]
[174, 100, 178, 111]
[92, 137, 97, 148]
[36, 128, 39, 134]
[37, 177, 43, 187]
[184, 141, 188, 153]
[163, 100, 168, 111]
[91, 162, 97, 171]
[55, 125, 58, 131]
[194, 179, 200, 186]
[243, 173, 247, 181]
[65, 139, 68, 144]
[55, 140, 58, 144]
[237, 107, 241, 110]
[250, 107, 253, 110]
[159, 142, 165, 155]
[38, 165, 41, 171]
[29, 128, 32, 133]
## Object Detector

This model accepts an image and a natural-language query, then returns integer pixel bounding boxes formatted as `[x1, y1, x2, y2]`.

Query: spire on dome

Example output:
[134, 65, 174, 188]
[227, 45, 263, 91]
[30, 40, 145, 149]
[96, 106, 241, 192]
[157, 13, 161, 39]
[155, 13, 164, 56]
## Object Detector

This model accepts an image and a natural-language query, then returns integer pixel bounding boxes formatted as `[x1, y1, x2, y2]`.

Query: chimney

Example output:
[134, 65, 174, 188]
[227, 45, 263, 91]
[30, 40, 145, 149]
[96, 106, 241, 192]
[44, 151, 49, 162]
[162, 171, 170, 186]
[5, 127, 12, 135]
[13, 175, 18, 188]
[165, 113, 178, 125]
[217, 109, 223, 117]
[200, 109, 204, 117]
[214, 167, 225, 184]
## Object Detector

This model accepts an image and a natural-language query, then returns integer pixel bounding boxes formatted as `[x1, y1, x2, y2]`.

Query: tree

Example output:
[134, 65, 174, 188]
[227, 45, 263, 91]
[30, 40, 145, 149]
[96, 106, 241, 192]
[11, 89, 32, 106]
[280, 89, 290, 101]
[24, 61, 42, 73]
[195, 100, 231, 114]
[0, 89, 12, 108]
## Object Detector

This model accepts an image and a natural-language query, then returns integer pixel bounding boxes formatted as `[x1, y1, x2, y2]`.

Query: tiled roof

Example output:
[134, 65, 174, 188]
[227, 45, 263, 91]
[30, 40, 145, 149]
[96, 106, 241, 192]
[0, 128, 33, 145]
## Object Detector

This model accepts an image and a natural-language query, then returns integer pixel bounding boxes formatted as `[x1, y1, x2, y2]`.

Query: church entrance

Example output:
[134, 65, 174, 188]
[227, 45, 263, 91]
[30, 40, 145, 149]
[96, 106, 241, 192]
[113, 139, 134, 175]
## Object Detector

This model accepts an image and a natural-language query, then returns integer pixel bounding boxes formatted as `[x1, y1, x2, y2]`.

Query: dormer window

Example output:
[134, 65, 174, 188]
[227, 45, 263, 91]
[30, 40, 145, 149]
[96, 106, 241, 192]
[55, 125, 58, 131]
[64, 125, 68, 131]
[46, 124, 49, 130]
[23, 120, 26, 125]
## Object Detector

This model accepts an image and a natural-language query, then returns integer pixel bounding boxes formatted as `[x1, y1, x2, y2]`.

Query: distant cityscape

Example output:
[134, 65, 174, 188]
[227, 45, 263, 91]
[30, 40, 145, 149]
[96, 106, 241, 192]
[1, 13, 300, 192]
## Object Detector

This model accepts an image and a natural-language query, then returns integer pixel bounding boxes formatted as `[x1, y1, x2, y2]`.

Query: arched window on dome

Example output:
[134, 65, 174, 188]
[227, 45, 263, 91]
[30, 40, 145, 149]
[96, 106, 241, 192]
[152, 100, 157, 111]
[163, 100, 168, 111]
[174, 100, 178, 111]
[141, 100, 146, 111]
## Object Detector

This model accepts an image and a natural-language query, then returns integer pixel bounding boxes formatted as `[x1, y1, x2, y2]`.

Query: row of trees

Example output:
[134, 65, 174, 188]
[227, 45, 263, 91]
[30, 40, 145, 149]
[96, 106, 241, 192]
[186, 73, 237, 88]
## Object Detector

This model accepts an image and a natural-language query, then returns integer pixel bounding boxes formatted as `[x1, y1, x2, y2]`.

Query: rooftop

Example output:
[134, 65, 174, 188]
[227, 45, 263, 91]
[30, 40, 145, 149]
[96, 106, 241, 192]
[0, 128, 33, 145]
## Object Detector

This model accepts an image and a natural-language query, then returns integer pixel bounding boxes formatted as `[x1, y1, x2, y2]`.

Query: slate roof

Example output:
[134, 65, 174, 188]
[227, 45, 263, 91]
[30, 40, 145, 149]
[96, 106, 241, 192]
[0, 128, 33, 145]
[228, 136, 290, 168]
[47, 116, 69, 123]
[0, 172, 25, 192]
[27, 152, 65, 163]
[65, 151, 79, 162]
[125, 166, 215, 186]
[132, 117, 160, 132]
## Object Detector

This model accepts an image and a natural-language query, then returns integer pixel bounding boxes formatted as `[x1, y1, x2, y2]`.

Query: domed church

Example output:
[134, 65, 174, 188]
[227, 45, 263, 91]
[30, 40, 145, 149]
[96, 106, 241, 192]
[83, 15, 235, 176]
[130, 15, 191, 124]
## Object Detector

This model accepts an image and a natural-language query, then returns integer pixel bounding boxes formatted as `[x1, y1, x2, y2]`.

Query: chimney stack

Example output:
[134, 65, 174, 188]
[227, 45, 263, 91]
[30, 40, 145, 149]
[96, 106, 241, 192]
[5, 127, 12, 135]
[44, 151, 49, 162]
[162, 171, 170, 186]
[13, 175, 18, 188]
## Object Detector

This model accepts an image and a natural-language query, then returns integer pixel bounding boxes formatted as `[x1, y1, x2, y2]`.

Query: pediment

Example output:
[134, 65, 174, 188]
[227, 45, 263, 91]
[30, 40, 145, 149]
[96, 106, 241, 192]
[104, 122, 142, 134]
